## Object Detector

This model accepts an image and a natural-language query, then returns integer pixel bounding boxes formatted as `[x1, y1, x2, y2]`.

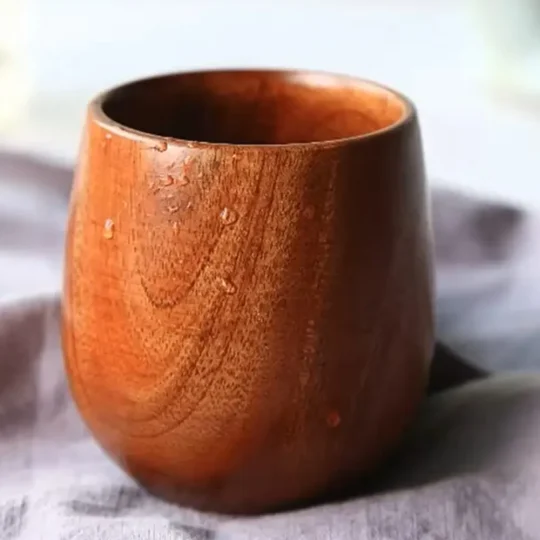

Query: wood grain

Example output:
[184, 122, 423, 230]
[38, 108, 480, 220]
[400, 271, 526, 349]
[62, 69, 434, 515]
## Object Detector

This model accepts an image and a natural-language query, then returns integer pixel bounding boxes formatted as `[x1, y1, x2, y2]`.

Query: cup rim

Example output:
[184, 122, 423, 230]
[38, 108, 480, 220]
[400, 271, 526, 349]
[90, 68, 416, 150]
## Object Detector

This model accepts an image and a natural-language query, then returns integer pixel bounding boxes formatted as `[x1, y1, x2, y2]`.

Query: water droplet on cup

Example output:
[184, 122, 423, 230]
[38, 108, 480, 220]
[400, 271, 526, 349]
[218, 276, 237, 295]
[103, 219, 115, 239]
[105, 133, 112, 140]
[154, 140, 168, 152]
[178, 176, 190, 187]
[326, 411, 341, 428]
[303, 205, 315, 219]
[167, 204, 180, 214]
[219, 207, 238, 226]
[163, 175, 174, 186]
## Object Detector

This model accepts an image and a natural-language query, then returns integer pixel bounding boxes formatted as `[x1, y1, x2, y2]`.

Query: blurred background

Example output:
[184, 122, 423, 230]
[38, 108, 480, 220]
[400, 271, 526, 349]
[1, 0, 540, 208]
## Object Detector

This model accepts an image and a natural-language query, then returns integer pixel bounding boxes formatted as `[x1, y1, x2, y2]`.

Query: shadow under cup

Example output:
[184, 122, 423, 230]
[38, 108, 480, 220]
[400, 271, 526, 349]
[64, 69, 432, 515]
[100, 70, 408, 145]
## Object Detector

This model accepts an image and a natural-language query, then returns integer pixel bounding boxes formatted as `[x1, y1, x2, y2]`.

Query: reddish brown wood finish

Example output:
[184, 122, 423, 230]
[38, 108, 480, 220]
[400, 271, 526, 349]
[62, 69, 433, 515]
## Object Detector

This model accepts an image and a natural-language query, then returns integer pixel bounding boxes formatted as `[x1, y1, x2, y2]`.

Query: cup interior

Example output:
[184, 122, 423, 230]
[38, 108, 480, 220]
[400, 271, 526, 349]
[100, 70, 409, 145]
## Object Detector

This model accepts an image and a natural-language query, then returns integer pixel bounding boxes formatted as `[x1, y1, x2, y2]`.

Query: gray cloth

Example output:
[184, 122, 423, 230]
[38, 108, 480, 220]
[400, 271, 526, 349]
[2, 151, 540, 539]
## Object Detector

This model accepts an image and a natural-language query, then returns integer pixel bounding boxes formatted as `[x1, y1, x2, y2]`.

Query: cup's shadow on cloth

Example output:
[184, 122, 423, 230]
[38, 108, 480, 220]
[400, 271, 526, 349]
[373, 343, 490, 490]
[260, 344, 489, 513]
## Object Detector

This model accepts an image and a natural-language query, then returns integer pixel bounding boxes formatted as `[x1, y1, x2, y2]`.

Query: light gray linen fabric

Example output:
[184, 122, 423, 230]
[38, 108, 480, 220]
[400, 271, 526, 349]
[2, 151, 540, 539]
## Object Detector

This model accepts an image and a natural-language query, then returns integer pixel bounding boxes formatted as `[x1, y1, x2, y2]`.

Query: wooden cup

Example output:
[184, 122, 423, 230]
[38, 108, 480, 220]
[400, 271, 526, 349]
[62, 69, 434, 515]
